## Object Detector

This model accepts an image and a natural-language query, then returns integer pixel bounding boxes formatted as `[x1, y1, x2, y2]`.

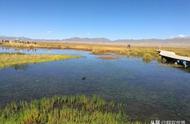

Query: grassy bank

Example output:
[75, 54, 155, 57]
[1, 41, 190, 62]
[0, 53, 78, 69]
[0, 95, 142, 124]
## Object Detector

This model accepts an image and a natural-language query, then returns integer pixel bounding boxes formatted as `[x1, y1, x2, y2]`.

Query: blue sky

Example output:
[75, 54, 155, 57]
[0, 0, 190, 40]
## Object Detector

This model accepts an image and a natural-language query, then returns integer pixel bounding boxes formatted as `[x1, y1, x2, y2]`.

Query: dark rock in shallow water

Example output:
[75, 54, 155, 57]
[82, 77, 86, 80]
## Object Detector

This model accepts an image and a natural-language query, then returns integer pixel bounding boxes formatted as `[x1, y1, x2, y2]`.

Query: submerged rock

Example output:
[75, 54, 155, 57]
[82, 77, 86, 80]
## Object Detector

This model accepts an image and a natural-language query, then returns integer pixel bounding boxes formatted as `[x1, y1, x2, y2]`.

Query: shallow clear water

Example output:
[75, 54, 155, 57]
[0, 47, 190, 121]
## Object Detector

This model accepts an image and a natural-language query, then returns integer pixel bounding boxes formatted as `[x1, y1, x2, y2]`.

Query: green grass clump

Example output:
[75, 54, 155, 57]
[142, 53, 153, 63]
[0, 53, 79, 69]
[0, 95, 131, 124]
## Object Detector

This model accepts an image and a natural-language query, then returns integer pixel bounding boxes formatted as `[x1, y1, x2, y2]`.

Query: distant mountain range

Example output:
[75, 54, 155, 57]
[0, 36, 190, 43]
[63, 37, 111, 42]
[0, 36, 32, 41]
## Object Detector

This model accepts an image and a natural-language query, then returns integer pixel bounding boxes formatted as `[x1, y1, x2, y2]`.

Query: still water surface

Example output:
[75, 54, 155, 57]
[0, 47, 190, 121]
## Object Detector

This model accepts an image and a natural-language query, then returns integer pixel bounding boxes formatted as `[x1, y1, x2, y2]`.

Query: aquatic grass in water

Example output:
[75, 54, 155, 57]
[0, 95, 142, 124]
[0, 53, 79, 69]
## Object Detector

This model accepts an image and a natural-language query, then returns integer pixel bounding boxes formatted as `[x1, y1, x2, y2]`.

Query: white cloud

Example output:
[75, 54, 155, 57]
[177, 34, 186, 38]
[169, 34, 188, 39]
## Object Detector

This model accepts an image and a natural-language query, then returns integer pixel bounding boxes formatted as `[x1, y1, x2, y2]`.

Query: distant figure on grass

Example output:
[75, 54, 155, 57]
[127, 44, 131, 48]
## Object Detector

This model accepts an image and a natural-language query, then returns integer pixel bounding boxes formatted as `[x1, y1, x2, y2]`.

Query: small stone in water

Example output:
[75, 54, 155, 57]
[82, 77, 86, 80]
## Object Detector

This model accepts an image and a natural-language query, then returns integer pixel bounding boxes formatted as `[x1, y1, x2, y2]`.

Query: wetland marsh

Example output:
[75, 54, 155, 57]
[0, 47, 190, 123]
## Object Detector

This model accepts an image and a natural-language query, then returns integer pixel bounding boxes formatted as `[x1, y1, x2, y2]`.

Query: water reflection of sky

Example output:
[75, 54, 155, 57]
[0, 47, 190, 122]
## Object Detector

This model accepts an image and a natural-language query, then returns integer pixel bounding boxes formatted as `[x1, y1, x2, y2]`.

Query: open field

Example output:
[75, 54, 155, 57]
[1, 41, 190, 62]
[0, 95, 144, 124]
[0, 53, 78, 69]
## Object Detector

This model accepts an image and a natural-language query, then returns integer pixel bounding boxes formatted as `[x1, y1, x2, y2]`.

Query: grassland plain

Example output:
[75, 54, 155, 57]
[0, 95, 146, 124]
[0, 53, 79, 69]
[1, 41, 190, 62]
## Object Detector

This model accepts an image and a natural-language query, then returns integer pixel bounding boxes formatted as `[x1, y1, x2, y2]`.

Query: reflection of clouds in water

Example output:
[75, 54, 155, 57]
[0, 47, 37, 54]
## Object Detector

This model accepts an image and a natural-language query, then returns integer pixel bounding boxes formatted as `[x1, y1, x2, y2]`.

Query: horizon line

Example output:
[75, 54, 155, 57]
[0, 35, 189, 41]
